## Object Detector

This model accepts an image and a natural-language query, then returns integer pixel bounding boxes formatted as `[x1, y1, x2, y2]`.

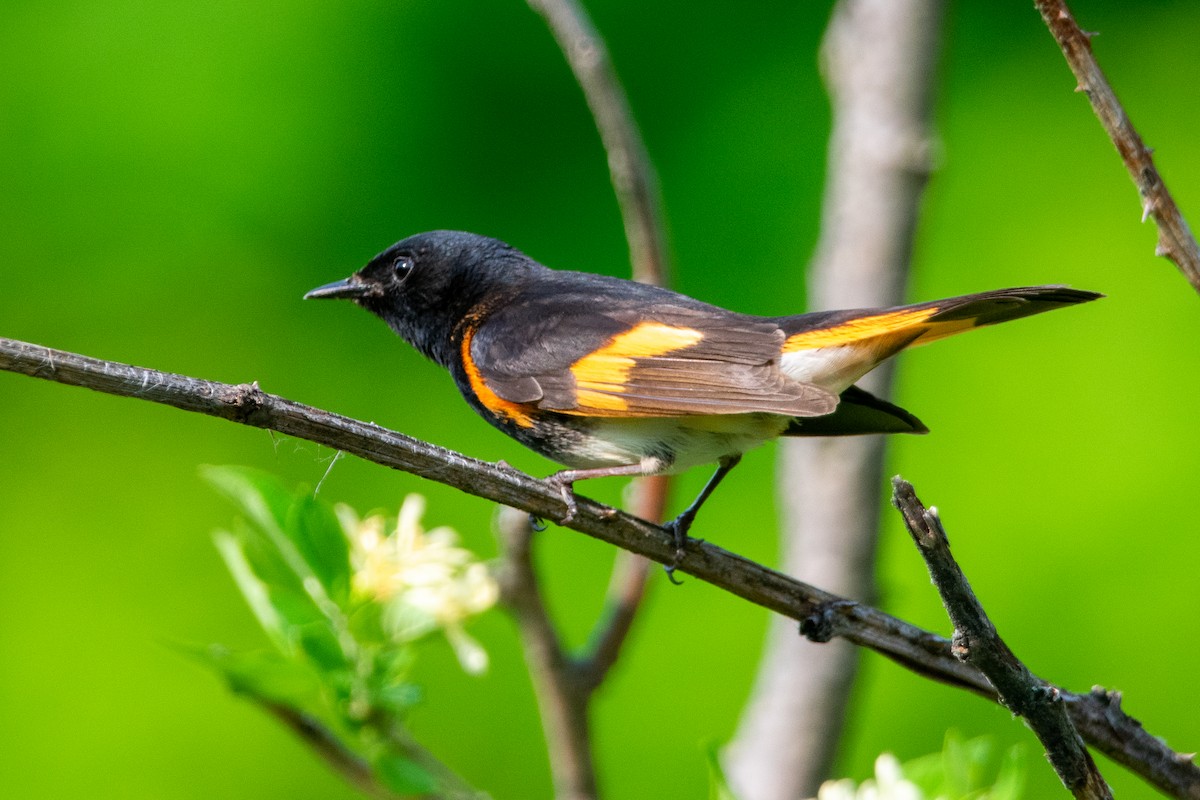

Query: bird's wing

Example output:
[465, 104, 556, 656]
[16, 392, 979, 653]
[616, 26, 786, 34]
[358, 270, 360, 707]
[463, 288, 837, 419]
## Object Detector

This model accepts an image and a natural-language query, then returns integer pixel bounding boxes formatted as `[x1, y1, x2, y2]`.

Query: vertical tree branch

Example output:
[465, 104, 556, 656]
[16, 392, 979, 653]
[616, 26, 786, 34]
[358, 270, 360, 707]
[578, 475, 668, 683]
[725, 1, 945, 797]
[1035, 0, 1200, 293]
[495, 509, 599, 800]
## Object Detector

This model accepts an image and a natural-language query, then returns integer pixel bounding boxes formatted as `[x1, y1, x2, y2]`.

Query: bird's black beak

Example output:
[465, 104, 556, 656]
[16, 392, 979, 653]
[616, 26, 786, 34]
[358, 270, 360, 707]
[304, 277, 371, 300]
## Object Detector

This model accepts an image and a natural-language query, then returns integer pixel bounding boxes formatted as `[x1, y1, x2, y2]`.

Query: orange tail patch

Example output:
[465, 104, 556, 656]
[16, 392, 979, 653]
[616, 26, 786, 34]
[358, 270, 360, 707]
[783, 307, 942, 352]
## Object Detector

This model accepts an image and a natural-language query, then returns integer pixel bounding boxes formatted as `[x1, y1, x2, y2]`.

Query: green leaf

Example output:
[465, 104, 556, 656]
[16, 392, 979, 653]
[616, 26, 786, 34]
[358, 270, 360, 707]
[942, 729, 974, 796]
[348, 599, 387, 645]
[902, 732, 1027, 800]
[374, 752, 438, 796]
[297, 620, 352, 674]
[213, 531, 290, 652]
[375, 645, 418, 687]
[286, 493, 352, 606]
[216, 521, 332, 655]
[375, 682, 422, 718]
[202, 465, 295, 539]
[204, 466, 352, 667]
[984, 745, 1025, 800]
[381, 598, 439, 644]
[187, 644, 324, 712]
[232, 516, 305, 595]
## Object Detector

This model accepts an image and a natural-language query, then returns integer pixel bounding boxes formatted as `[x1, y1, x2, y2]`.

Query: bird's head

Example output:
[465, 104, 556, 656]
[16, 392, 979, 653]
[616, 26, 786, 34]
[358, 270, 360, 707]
[306, 230, 539, 366]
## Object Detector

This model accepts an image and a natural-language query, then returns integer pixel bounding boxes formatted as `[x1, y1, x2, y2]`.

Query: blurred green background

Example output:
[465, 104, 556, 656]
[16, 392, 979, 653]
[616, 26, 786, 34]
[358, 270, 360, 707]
[2, 1, 1198, 797]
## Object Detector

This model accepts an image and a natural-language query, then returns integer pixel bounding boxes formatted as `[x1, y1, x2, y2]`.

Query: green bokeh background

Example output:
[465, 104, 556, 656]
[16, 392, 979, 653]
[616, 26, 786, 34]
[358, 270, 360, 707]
[2, 1, 1197, 798]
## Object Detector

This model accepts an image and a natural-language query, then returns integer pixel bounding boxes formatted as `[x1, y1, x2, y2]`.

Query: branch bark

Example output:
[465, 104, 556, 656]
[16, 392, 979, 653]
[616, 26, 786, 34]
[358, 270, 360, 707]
[526, 0, 668, 286]
[725, 2, 943, 797]
[1, 336, 1197, 798]
[892, 479, 1114, 800]
[1035, 0, 1200, 293]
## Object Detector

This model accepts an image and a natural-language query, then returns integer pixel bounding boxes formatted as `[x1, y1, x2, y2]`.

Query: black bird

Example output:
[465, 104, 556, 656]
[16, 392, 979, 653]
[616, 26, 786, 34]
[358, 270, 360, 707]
[307, 230, 1100, 572]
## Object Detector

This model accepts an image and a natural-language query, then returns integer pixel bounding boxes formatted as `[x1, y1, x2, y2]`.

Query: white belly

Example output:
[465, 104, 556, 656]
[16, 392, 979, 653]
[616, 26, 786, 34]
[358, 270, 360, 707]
[565, 413, 792, 473]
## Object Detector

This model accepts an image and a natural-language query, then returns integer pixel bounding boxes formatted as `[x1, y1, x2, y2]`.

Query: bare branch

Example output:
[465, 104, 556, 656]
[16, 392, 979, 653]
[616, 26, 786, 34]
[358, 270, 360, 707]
[526, 0, 668, 286]
[727, 1, 943, 796]
[264, 704, 395, 799]
[577, 475, 665, 688]
[495, 508, 599, 800]
[892, 479, 1113, 799]
[494, 481, 659, 800]
[1035, 0, 1200, 293]
[1, 336, 1196, 798]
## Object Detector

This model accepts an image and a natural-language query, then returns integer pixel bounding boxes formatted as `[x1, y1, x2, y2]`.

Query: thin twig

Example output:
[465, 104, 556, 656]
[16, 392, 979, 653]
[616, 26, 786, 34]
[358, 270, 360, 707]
[494, 508, 598, 800]
[578, 475, 666, 686]
[264, 704, 395, 799]
[493, 484, 659, 800]
[892, 479, 1114, 799]
[1, 337, 1197, 799]
[526, 0, 668, 286]
[1035, 0, 1200, 293]
[726, 1, 943, 796]
[264, 703, 485, 800]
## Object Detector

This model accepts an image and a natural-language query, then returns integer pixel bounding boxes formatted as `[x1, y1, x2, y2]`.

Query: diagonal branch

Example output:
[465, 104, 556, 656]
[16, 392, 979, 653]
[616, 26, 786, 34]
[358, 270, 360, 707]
[1035, 0, 1200, 293]
[526, 0, 668, 286]
[263, 704, 394, 800]
[262, 702, 485, 799]
[892, 479, 1113, 800]
[1, 335, 1197, 799]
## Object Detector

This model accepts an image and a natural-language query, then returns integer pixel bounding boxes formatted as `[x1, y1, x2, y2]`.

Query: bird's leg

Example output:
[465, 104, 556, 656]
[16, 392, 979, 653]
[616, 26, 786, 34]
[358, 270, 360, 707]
[662, 455, 742, 584]
[543, 462, 650, 525]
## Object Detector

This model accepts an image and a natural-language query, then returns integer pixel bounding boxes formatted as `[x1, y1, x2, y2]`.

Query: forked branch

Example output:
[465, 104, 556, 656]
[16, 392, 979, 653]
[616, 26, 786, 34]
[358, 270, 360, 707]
[893, 479, 1113, 800]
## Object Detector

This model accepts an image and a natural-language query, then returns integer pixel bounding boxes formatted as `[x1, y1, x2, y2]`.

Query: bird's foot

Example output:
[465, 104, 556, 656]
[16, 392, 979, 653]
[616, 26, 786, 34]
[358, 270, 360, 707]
[661, 514, 704, 586]
[544, 472, 579, 525]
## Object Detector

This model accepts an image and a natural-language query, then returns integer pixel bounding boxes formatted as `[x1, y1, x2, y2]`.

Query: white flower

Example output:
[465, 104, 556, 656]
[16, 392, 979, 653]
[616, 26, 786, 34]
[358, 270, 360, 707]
[809, 755, 926, 800]
[340, 494, 498, 674]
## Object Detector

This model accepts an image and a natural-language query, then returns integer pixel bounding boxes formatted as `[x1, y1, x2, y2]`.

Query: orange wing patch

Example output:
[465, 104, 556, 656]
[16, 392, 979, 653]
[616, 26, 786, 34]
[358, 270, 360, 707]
[571, 322, 705, 412]
[783, 307, 939, 352]
[461, 327, 535, 428]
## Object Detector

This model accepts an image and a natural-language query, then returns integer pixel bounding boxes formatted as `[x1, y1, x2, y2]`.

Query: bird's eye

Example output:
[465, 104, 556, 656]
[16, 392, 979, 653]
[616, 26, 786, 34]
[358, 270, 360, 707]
[392, 255, 414, 278]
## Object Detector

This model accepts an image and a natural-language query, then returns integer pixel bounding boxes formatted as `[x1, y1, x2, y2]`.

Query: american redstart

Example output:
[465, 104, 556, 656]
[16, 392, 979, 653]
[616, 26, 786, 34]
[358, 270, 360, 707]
[307, 230, 1100, 561]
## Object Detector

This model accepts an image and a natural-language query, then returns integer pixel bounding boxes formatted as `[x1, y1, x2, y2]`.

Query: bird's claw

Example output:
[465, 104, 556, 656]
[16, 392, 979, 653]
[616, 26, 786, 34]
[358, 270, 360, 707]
[661, 516, 701, 585]
[527, 514, 548, 532]
[663, 553, 686, 585]
[544, 473, 578, 525]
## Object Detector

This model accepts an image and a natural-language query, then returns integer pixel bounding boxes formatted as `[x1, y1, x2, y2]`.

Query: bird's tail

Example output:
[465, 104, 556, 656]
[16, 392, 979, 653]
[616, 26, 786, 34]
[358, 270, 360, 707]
[778, 285, 1102, 353]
